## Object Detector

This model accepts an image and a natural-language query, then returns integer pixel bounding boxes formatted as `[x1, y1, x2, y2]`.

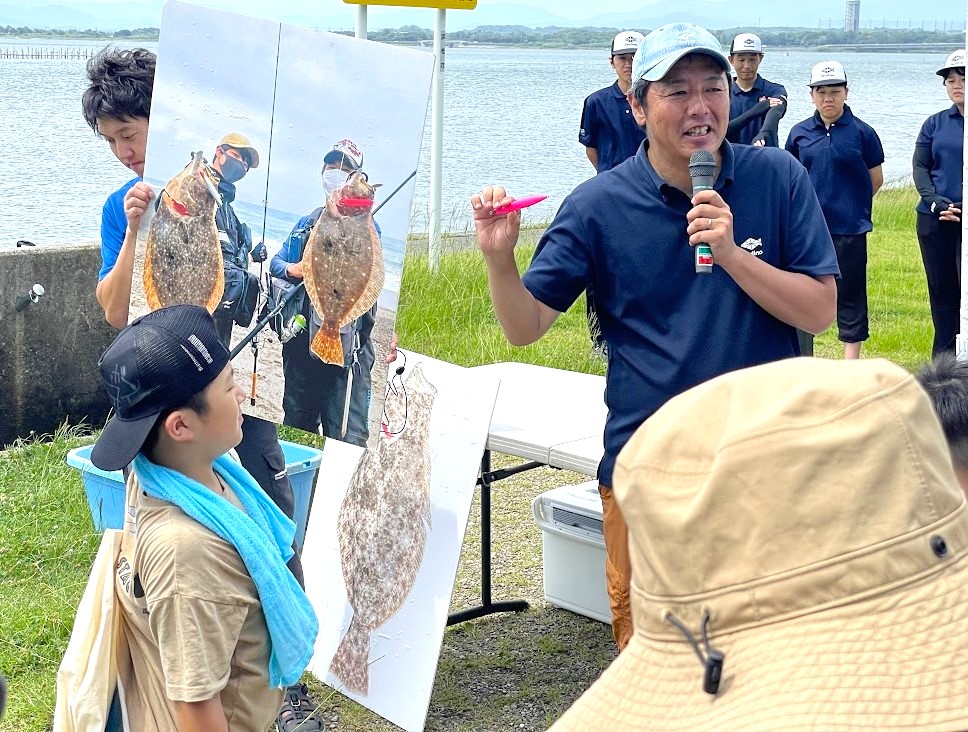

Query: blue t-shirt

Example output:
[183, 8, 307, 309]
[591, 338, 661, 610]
[914, 105, 964, 215]
[579, 81, 646, 173]
[98, 177, 139, 281]
[785, 105, 885, 236]
[727, 75, 788, 146]
[521, 142, 839, 486]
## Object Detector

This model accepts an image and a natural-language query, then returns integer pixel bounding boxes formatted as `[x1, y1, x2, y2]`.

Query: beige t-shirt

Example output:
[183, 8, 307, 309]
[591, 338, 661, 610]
[115, 471, 283, 731]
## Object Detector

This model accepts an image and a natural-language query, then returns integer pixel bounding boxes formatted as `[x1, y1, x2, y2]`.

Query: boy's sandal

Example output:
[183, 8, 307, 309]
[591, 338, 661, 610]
[275, 683, 326, 732]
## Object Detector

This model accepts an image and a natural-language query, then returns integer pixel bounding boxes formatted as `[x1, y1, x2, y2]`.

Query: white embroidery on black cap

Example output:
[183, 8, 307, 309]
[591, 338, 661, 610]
[188, 334, 213, 364]
[180, 344, 204, 371]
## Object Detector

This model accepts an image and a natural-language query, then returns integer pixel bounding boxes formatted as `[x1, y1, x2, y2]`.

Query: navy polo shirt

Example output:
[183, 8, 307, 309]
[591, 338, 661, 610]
[727, 74, 788, 146]
[579, 81, 646, 173]
[915, 104, 964, 215]
[785, 105, 885, 236]
[99, 177, 139, 281]
[522, 142, 839, 486]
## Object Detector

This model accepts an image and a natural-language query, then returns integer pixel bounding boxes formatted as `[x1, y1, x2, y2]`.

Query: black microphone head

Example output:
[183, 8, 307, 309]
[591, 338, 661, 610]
[689, 150, 716, 179]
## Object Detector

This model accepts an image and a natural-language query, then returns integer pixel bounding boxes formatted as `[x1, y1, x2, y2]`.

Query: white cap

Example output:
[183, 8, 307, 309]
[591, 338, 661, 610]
[937, 49, 966, 76]
[612, 31, 644, 56]
[809, 60, 848, 87]
[730, 33, 762, 54]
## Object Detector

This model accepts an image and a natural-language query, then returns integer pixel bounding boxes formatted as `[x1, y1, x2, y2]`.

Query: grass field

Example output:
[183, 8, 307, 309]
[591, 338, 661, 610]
[0, 185, 940, 731]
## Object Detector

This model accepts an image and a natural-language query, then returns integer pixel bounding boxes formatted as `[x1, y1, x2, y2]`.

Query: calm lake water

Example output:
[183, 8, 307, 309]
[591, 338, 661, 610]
[0, 38, 955, 247]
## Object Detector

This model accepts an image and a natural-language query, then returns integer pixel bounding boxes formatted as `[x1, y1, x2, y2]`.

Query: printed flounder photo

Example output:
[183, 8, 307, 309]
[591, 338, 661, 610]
[143, 151, 224, 313]
[302, 170, 384, 366]
[330, 364, 437, 695]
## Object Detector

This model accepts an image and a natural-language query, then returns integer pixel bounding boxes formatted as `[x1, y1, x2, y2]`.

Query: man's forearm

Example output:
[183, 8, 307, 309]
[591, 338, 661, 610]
[95, 228, 137, 329]
[585, 147, 599, 170]
[483, 252, 558, 346]
[718, 251, 836, 335]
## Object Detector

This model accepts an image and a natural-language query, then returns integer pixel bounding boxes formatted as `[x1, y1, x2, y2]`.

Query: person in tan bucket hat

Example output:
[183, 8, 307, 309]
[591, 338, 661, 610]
[550, 357, 968, 731]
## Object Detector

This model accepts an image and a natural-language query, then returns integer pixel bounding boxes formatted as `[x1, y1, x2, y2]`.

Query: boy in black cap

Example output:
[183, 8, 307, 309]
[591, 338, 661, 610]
[92, 304, 317, 732]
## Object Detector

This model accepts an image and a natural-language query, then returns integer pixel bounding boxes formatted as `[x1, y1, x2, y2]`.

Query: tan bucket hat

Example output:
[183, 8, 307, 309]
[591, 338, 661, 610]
[218, 132, 260, 169]
[550, 358, 968, 731]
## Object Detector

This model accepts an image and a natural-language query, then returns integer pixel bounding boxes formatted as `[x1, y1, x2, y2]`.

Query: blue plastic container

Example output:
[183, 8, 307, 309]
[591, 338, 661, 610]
[66, 440, 323, 548]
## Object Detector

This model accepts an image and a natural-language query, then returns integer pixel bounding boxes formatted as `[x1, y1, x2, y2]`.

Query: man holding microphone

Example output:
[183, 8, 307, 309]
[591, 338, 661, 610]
[472, 22, 838, 651]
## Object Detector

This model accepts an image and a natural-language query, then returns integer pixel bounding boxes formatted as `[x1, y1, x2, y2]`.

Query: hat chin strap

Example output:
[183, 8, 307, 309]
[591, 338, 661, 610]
[663, 608, 725, 695]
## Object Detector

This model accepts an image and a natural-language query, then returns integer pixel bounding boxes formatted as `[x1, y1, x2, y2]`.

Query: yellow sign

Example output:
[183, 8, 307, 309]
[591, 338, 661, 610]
[344, 0, 477, 9]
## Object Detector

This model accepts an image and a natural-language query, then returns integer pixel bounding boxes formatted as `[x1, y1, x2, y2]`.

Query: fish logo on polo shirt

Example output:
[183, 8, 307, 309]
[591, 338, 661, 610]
[740, 237, 764, 257]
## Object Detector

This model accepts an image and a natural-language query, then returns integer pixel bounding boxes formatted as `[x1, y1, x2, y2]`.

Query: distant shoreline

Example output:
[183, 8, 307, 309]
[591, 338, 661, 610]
[0, 36, 958, 54]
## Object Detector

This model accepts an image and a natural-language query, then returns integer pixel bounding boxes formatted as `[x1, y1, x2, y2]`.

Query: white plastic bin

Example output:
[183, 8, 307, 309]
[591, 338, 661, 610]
[531, 480, 611, 624]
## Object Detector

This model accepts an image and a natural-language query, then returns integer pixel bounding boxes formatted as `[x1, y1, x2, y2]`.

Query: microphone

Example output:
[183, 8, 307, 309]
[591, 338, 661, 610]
[689, 150, 716, 274]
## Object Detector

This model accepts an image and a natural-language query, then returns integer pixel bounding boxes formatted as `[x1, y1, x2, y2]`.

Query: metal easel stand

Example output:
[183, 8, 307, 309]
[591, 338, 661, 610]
[446, 450, 541, 625]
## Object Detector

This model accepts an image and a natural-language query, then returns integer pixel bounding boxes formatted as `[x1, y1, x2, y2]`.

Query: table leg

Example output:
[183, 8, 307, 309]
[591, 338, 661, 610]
[447, 449, 537, 625]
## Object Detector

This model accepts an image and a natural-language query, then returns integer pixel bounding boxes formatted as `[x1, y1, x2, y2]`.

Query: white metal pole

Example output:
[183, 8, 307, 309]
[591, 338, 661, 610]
[355, 4, 367, 38]
[429, 9, 446, 270]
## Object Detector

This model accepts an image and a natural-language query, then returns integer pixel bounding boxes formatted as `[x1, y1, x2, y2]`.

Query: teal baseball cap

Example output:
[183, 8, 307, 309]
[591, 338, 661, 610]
[632, 22, 730, 84]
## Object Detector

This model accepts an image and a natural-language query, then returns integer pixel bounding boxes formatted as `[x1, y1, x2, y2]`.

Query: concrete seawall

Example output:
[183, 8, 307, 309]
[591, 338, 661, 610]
[0, 244, 115, 446]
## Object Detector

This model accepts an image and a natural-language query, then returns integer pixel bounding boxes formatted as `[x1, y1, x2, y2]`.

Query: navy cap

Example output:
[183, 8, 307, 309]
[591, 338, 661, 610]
[91, 304, 229, 471]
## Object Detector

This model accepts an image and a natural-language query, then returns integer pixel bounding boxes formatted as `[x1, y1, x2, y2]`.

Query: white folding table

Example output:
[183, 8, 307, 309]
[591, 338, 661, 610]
[448, 361, 606, 625]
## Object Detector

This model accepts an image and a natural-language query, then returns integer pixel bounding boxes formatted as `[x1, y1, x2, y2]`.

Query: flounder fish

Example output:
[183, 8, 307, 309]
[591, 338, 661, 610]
[329, 363, 436, 695]
[302, 171, 384, 365]
[143, 151, 224, 312]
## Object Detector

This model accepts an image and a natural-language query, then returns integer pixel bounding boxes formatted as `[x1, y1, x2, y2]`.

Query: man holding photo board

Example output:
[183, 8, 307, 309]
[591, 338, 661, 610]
[82, 46, 325, 731]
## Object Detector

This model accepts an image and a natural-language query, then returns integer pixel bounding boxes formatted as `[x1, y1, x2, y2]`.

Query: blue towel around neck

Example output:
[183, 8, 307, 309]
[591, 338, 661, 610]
[133, 452, 318, 688]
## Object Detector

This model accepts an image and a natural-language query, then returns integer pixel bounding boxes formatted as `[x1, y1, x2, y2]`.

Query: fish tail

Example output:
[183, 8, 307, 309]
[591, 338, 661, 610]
[310, 324, 344, 366]
[328, 617, 371, 695]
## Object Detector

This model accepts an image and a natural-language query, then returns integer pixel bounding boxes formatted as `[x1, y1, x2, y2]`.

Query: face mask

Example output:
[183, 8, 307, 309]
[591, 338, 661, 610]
[322, 168, 350, 197]
[219, 155, 247, 184]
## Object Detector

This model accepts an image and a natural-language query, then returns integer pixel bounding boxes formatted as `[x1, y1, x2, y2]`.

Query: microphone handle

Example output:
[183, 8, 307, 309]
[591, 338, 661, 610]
[692, 179, 715, 274]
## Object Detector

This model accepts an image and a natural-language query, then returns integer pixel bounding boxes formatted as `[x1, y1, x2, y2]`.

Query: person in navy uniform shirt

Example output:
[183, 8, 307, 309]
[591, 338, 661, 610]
[913, 50, 965, 356]
[473, 23, 837, 652]
[579, 31, 647, 352]
[786, 60, 884, 360]
[725, 33, 787, 147]
[579, 30, 646, 173]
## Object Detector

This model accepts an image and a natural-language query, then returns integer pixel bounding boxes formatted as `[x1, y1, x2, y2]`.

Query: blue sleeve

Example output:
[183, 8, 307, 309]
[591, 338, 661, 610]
[784, 127, 799, 159]
[861, 124, 885, 169]
[916, 114, 935, 147]
[579, 94, 599, 148]
[98, 188, 128, 282]
[269, 214, 312, 279]
[767, 81, 788, 99]
[784, 158, 840, 278]
[521, 197, 592, 313]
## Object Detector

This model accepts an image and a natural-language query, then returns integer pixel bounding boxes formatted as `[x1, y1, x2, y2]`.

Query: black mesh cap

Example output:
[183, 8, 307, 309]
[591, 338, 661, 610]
[91, 304, 229, 471]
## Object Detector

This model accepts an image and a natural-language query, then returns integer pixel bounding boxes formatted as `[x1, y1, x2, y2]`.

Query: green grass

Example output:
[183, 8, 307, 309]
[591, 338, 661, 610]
[0, 187, 941, 732]
[0, 424, 101, 732]
[400, 186, 934, 374]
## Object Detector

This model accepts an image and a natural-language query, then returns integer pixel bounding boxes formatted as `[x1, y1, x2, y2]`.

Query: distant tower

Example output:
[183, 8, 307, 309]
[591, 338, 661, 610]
[844, 0, 860, 31]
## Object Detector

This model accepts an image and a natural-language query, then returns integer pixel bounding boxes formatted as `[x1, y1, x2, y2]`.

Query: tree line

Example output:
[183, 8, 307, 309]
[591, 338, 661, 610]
[0, 23, 963, 48]
[0, 25, 159, 39]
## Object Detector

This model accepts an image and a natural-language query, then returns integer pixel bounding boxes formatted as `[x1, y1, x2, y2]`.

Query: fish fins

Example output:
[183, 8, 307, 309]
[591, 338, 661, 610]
[143, 243, 161, 311]
[204, 264, 225, 315]
[329, 617, 371, 696]
[341, 227, 385, 326]
[310, 322, 345, 365]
